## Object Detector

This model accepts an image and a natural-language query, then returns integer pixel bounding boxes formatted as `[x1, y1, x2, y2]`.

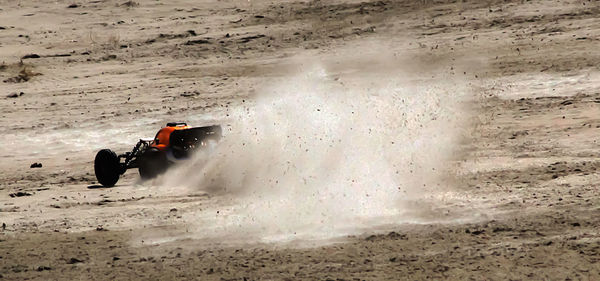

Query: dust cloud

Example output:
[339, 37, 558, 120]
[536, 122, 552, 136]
[160, 53, 474, 244]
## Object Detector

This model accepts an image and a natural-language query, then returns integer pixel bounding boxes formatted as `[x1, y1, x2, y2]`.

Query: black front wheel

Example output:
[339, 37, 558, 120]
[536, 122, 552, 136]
[94, 149, 121, 187]
[138, 148, 169, 180]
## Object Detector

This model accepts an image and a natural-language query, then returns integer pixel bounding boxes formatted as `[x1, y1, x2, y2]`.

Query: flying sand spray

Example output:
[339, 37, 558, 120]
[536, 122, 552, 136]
[160, 58, 471, 244]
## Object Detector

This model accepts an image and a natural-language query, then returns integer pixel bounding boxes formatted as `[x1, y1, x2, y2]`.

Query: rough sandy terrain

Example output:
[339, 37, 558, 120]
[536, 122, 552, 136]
[1, 0, 600, 279]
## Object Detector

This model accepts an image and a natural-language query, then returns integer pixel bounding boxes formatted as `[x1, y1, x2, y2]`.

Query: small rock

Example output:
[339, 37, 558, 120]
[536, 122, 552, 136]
[492, 227, 512, 233]
[560, 100, 573, 106]
[9, 192, 32, 197]
[22, 54, 40, 59]
[185, 39, 210, 45]
[101, 54, 117, 60]
[387, 231, 407, 240]
[7, 92, 24, 98]
[30, 162, 42, 168]
[66, 257, 83, 264]
[120, 1, 138, 7]
[365, 234, 378, 241]
[67, 4, 79, 8]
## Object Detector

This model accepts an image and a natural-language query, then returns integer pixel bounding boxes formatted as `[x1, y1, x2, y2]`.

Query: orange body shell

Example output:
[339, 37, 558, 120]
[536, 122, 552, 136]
[150, 125, 190, 151]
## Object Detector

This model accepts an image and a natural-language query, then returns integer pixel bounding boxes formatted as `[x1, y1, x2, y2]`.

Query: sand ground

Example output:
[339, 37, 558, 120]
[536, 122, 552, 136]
[1, 0, 600, 279]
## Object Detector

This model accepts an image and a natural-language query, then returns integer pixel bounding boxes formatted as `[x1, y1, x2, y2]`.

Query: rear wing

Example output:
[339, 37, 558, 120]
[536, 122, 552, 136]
[169, 125, 222, 148]
[191, 125, 222, 138]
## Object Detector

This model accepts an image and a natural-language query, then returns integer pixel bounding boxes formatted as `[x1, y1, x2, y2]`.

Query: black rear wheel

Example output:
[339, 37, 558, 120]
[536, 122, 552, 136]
[94, 149, 121, 187]
[138, 148, 168, 180]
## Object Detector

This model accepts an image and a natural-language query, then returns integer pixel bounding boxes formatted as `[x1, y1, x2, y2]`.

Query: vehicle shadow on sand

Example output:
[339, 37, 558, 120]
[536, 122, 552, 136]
[87, 185, 111, 189]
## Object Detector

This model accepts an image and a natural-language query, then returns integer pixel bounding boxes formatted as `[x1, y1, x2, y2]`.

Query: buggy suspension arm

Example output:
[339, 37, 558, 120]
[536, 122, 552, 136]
[118, 139, 152, 172]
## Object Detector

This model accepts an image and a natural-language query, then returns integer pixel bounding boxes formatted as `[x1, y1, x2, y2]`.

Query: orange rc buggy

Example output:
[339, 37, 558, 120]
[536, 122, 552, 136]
[94, 122, 221, 187]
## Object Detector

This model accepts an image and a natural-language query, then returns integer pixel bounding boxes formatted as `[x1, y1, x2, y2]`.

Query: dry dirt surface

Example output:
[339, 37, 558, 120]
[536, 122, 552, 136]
[2, 0, 600, 280]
